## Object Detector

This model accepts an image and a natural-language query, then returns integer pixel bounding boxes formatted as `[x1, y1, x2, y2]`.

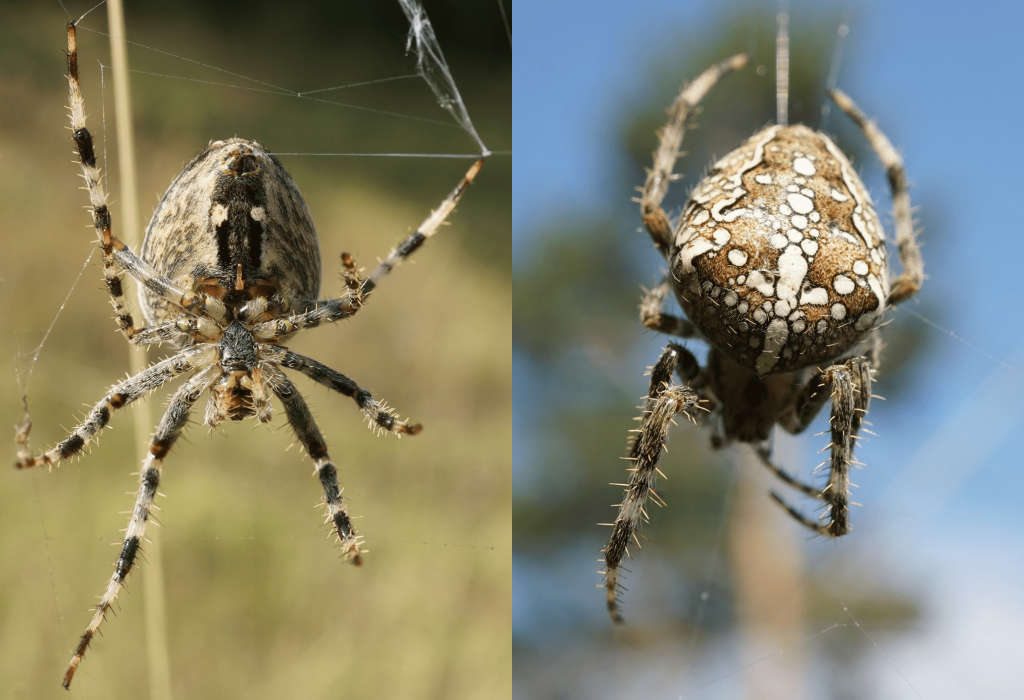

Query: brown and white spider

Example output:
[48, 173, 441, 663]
[601, 53, 922, 621]
[14, 22, 482, 688]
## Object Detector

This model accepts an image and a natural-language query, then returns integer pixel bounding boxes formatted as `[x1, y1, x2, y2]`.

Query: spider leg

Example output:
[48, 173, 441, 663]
[757, 446, 824, 500]
[828, 89, 922, 306]
[603, 344, 700, 623]
[65, 23, 227, 345]
[252, 157, 484, 346]
[641, 55, 748, 254]
[251, 292, 363, 343]
[14, 345, 217, 469]
[62, 364, 219, 689]
[768, 356, 872, 537]
[126, 314, 225, 346]
[261, 365, 363, 564]
[262, 253, 366, 322]
[777, 369, 831, 436]
[362, 158, 484, 295]
[640, 282, 699, 337]
[257, 345, 421, 436]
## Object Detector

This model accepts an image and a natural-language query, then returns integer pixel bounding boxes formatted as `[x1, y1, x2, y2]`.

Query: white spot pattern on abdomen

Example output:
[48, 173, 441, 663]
[671, 125, 890, 375]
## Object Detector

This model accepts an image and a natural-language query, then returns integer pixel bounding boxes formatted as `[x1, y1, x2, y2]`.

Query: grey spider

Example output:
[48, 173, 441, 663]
[15, 22, 483, 688]
[601, 53, 923, 621]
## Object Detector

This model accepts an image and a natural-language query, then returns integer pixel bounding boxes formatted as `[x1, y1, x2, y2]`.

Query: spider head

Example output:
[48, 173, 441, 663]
[206, 321, 269, 425]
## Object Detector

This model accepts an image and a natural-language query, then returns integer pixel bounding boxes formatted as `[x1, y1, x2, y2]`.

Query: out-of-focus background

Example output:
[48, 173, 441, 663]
[514, 1, 1024, 699]
[0, 1, 509, 698]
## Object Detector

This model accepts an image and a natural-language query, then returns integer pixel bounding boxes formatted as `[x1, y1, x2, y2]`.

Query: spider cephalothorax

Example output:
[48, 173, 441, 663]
[602, 53, 922, 621]
[15, 22, 482, 688]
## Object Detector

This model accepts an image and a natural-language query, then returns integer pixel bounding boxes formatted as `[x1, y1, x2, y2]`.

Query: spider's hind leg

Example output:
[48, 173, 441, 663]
[603, 344, 700, 623]
[766, 356, 872, 537]
[361, 157, 484, 296]
[62, 364, 218, 689]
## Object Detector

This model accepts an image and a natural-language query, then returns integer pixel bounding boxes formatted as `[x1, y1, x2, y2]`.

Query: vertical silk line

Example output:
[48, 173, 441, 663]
[775, 1, 790, 127]
[819, 23, 850, 132]
[105, 1, 174, 698]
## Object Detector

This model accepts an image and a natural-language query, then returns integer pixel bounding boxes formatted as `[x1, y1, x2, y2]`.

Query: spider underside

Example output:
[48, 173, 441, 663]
[602, 54, 922, 622]
[15, 22, 483, 688]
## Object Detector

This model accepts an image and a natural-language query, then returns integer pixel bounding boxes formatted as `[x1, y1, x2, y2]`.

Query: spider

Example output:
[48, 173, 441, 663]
[14, 22, 483, 688]
[601, 53, 922, 622]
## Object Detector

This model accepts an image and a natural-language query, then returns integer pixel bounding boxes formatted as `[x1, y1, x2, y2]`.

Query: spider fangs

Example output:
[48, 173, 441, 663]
[601, 53, 923, 622]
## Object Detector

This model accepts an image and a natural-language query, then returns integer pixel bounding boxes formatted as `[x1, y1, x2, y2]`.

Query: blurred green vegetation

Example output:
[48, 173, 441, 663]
[0, 1, 509, 698]
[513, 6, 928, 695]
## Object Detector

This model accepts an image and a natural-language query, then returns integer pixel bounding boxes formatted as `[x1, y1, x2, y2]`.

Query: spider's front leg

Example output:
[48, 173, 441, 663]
[603, 344, 700, 623]
[65, 22, 226, 346]
[62, 364, 219, 689]
[640, 55, 747, 253]
[252, 157, 483, 345]
[767, 357, 872, 537]
[362, 158, 484, 295]
[828, 89, 923, 306]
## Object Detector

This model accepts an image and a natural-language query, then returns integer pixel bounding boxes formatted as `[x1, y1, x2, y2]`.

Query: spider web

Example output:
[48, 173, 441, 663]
[512, 2, 1024, 699]
[0, 1, 509, 696]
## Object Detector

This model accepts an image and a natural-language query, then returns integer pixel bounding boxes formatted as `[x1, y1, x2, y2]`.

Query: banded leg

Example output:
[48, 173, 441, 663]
[251, 291, 363, 343]
[252, 154, 483, 344]
[280, 252, 365, 317]
[65, 22, 226, 343]
[14, 345, 216, 469]
[262, 366, 363, 564]
[62, 365, 218, 689]
[829, 89, 923, 306]
[362, 157, 484, 295]
[127, 314, 225, 346]
[641, 54, 748, 253]
[258, 345, 421, 436]
[603, 344, 699, 623]
[768, 357, 872, 537]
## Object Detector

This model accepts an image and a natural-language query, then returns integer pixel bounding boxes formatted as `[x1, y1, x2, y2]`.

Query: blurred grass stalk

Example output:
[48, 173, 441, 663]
[107, 1, 174, 697]
[728, 444, 806, 700]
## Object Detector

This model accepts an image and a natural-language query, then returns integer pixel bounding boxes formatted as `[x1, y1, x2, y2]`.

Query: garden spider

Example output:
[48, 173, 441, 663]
[601, 53, 922, 622]
[15, 22, 482, 687]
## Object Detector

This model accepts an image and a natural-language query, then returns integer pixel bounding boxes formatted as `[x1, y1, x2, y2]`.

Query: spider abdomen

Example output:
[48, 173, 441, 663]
[670, 124, 890, 375]
[140, 138, 322, 324]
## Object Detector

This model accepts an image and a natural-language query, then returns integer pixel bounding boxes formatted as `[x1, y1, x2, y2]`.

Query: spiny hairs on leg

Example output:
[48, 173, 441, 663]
[828, 89, 922, 306]
[262, 365, 363, 564]
[603, 344, 699, 623]
[14, 345, 216, 470]
[62, 365, 218, 689]
[640, 54, 748, 252]
[362, 157, 484, 295]
[65, 22, 227, 341]
[767, 357, 872, 537]
[257, 345, 422, 436]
